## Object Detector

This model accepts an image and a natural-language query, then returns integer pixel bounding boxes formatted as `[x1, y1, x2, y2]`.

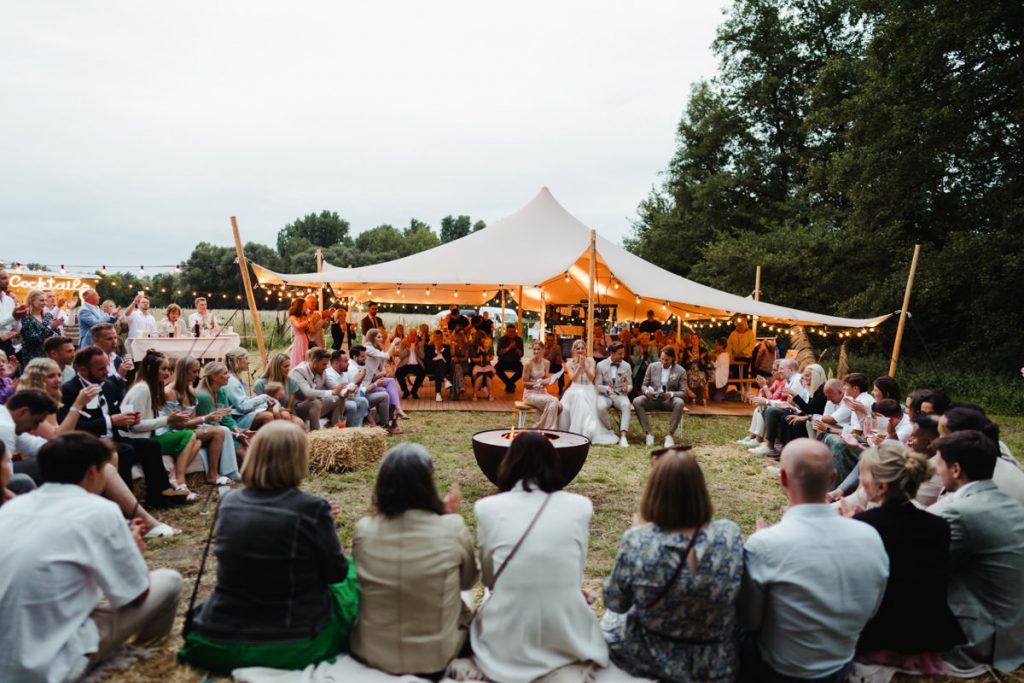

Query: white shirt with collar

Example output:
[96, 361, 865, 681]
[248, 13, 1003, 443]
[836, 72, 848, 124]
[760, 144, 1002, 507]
[848, 392, 876, 432]
[79, 375, 114, 438]
[126, 310, 158, 338]
[325, 365, 358, 396]
[0, 290, 21, 338]
[0, 483, 149, 683]
[0, 404, 48, 476]
[187, 311, 219, 334]
[741, 503, 889, 679]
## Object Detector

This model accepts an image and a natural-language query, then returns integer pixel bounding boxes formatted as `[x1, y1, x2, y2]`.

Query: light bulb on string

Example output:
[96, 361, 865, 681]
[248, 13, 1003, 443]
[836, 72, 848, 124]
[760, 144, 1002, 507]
[635, 295, 641, 305]
[138, 265, 145, 276]
[100, 265, 108, 275]
[175, 264, 181, 272]
[59, 264, 66, 275]
[564, 272, 570, 283]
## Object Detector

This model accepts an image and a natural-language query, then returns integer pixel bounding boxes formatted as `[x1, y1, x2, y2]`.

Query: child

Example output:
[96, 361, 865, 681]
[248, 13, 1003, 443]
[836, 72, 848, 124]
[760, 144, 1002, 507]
[262, 381, 293, 421]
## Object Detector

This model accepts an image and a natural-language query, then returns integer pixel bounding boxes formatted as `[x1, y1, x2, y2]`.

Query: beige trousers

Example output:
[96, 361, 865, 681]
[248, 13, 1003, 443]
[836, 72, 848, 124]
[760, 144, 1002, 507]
[88, 568, 182, 669]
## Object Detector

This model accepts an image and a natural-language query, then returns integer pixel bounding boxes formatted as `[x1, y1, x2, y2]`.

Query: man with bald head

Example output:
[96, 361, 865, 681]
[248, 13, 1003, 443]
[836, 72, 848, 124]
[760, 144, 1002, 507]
[739, 439, 889, 682]
[77, 289, 120, 347]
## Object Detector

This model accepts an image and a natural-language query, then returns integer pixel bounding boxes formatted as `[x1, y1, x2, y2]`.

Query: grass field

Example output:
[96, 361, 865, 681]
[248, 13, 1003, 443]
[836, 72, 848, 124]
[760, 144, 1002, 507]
[104, 409, 1024, 683]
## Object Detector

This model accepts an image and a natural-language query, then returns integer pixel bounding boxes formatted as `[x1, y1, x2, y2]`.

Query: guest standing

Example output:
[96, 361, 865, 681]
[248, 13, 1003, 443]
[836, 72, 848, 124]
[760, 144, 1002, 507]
[179, 423, 358, 675]
[603, 447, 743, 682]
[76, 288, 119, 347]
[18, 289, 60, 362]
[351, 443, 478, 676]
[330, 307, 356, 351]
[360, 301, 385, 336]
[288, 298, 312, 370]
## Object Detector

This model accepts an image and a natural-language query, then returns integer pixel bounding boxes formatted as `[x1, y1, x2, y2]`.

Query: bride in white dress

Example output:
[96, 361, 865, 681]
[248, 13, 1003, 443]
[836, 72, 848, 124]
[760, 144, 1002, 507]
[559, 340, 619, 445]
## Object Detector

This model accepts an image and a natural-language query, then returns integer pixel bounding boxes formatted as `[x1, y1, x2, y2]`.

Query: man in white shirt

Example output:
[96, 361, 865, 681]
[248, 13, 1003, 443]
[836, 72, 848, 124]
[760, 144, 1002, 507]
[0, 389, 55, 494]
[711, 336, 731, 401]
[749, 358, 805, 456]
[0, 432, 182, 683]
[187, 297, 219, 335]
[739, 439, 889, 682]
[349, 344, 392, 429]
[42, 289, 66, 335]
[0, 268, 27, 357]
[124, 294, 158, 339]
[289, 347, 345, 430]
[822, 373, 876, 480]
[595, 342, 632, 448]
[324, 350, 370, 427]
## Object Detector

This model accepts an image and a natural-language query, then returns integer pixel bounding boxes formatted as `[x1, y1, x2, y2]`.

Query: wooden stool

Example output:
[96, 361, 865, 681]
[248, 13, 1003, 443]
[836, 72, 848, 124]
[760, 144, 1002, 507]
[513, 400, 535, 428]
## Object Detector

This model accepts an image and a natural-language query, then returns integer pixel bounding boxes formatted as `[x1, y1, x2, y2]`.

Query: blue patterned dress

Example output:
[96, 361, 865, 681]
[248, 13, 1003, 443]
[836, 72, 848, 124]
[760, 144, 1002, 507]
[602, 519, 743, 682]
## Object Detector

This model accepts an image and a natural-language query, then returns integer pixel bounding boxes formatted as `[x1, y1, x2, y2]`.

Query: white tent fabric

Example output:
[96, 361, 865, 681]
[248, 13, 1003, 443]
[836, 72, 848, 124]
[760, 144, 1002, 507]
[251, 188, 891, 329]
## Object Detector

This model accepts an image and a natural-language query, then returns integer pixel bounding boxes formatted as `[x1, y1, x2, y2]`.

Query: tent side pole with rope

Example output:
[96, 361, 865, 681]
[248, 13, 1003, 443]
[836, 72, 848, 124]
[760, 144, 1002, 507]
[231, 216, 267, 365]
[586, 230, 596, 357]
[889, 244, 921, 375]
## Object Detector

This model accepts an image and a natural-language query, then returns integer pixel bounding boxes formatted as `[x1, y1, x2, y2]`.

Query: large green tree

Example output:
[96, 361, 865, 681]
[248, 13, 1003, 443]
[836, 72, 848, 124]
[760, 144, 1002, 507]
[628, 0, 1023, 367]
[276, 210, 352, 256]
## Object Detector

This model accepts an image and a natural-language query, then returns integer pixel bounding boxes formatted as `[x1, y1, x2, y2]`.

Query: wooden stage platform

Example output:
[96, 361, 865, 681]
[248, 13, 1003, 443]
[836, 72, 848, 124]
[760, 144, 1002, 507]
[402, 396, 753, 417]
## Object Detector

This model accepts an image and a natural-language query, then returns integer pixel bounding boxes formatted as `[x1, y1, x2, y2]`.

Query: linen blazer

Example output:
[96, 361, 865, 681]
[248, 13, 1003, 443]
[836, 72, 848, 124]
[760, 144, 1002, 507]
[351, 510, 478, 675]
[595, 357, 633, 396]
[639, 362, 687, 398]
[941, 479, 1024, 673]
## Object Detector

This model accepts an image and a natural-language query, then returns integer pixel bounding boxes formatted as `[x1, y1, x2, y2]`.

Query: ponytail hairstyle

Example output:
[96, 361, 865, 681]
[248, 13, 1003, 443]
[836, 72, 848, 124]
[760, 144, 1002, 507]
[860, 441, 933, 503]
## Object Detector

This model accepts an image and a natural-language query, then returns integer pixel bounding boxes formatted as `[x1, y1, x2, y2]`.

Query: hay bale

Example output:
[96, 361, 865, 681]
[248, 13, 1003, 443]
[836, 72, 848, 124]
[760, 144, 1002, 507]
[308, 427, 388, 473]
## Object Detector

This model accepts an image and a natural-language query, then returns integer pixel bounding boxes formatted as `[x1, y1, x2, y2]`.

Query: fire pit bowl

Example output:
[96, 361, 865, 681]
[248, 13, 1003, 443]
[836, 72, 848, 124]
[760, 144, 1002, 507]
[472, 429, 591, 488]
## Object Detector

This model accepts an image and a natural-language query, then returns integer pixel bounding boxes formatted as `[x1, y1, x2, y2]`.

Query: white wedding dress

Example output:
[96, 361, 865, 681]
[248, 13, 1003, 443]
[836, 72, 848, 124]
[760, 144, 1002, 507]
[559, 359, 620, 445]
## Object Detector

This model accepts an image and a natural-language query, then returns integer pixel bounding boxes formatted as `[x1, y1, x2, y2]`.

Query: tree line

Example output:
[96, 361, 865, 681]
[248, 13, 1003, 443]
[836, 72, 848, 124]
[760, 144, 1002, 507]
[624, 0, 1022, 370]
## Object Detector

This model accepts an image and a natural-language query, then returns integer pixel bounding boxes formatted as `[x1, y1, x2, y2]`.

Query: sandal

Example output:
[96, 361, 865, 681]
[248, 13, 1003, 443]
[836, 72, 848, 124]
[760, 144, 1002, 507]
[144, 522, 180, 539]
[209, 476, 235, 487]
[174, 484, 201, 503]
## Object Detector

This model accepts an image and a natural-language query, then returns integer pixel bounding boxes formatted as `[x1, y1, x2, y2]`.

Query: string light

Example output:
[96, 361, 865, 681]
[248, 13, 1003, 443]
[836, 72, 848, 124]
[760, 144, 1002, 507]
[100, 265, 107, 275]
[564, 272, 570, 283]
[59, 264, 66, 275]
[138, 265, 145, 276]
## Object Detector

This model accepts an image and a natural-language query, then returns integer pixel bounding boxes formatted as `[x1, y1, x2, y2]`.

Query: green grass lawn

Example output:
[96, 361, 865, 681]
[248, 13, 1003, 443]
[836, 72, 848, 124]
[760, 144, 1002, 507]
[109, 411, 1024, 683]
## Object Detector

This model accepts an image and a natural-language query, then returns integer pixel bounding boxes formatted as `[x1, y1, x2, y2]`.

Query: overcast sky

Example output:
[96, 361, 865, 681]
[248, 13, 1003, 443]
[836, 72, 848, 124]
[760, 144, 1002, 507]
[1, 1, 727, 271]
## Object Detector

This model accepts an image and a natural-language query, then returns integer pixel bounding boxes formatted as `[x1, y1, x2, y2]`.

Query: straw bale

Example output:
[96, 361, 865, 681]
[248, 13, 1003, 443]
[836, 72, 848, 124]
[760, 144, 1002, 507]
[307, 427, 388, 473]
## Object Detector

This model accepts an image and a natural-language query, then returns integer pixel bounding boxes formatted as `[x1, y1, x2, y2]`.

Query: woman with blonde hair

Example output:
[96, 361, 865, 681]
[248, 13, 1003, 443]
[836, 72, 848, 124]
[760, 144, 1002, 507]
[179, 422, 358, 674]
[18, 359, 179, 537]
[197, 361, 252, 459]
[603, 447, 743, 681]
[223, 348, 274, 431]
[253, 352, 301, 407]
[778, 362, 828, 445]
[363, 328, 407, 421]
[165, 355, 240, 484]
[841, 442, 964, 670]
[18, 289, 61, 362]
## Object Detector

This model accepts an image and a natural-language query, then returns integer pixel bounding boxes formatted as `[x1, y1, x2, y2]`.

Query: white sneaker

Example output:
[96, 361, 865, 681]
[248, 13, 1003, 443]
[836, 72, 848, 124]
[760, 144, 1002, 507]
[766, 466, 781, 476]
[735, 437, 753, 445]
[435, 393, 443, 403]
[144, 523, 179, 539]
[664, 435, 675, 448]
[748, 444, 777, 456]
[645, 433, 654, 447]
[743, 437, 761, 447]
[618, 435, 628, 448]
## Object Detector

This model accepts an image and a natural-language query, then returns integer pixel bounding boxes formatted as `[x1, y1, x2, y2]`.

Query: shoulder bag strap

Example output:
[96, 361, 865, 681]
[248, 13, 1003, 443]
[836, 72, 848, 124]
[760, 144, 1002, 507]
[644, 525, 704, 610]
[492, 493, 552, 586]
[182, 499, 219, 637]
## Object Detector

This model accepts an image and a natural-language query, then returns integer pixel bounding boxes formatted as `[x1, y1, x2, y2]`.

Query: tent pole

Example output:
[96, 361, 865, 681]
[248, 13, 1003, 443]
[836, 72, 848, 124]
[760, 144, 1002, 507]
[752, 265, 761, 336]
[500, 288, 506, 332]
[231, 216, 267, 365]
[517, 285, 523, 340]
[539, 289, 546, 343]
[888, 244, 921, 376]
[677, 312, 682, 338]
[316, 248, 324, 315]
[586, 230, 596, 357]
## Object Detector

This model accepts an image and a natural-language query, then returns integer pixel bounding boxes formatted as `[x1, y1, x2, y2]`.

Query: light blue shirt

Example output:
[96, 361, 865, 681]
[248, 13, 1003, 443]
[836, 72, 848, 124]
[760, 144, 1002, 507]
[740, 503, 889, 679]
[225, 373, 269, 417]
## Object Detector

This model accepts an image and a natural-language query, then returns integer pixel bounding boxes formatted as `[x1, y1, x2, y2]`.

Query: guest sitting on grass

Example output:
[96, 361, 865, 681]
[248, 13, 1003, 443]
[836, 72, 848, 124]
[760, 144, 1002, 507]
[351, 443, 478, 677]
[468, 431, 609, 682]
[179, 422, 358, 676]
[836, 442, 965, 674]
[0, 432, 182, 683]
[602, 447, 743, 682]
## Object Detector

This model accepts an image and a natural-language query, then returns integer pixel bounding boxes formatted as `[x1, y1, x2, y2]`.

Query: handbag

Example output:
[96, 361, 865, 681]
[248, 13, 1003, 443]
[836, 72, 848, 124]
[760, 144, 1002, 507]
[182, 498, 219, 637]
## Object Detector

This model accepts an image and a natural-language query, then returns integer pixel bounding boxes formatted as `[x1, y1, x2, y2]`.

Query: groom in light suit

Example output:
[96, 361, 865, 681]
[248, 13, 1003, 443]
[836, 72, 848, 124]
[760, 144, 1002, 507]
[633, 346, 687, 448]
[596, 342, 632, 448]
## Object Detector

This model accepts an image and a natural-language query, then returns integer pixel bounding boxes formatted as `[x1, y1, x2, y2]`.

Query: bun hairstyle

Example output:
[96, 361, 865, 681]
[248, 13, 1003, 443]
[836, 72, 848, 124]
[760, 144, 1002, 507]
[860, 441, 934, 503]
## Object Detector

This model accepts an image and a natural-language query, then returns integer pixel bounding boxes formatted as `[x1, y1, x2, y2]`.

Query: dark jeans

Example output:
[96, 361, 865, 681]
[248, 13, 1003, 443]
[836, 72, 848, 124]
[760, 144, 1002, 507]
[115, 437, 174, 507]
[427, 359, 449, 394]
[395, 364, 427, 396]
[740, 635, 851, 683]
[494, 354, 522, 392]
[763, 406, 791, 443]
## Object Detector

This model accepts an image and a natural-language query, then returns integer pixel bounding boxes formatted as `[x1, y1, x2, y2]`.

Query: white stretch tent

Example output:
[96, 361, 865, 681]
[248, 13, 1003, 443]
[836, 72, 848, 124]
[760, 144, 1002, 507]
[251, 187, 891, 329]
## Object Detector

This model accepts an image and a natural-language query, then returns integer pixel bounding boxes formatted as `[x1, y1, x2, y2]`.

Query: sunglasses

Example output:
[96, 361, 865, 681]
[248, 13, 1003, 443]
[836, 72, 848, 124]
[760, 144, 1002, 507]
[650, 445, 694, 459]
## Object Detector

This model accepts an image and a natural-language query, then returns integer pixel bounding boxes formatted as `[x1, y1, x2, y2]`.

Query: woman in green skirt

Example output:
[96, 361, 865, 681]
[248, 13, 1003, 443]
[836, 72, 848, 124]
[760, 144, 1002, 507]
[179, 422, 359, 675]
[120, 350, 202, 501]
